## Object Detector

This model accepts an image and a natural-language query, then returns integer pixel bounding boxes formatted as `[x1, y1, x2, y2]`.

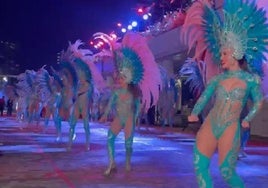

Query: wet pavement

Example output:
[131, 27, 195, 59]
[0, 117, 268, 188]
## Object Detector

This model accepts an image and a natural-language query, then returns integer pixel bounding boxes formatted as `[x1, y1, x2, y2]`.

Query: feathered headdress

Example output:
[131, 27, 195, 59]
[50, 67, 64, 89]
[15, 70, 37, 100]
[203, 0, 268, 76]
[67, 40, 106, 93]
[181, 0, 212, 59]
[36, 66, 64, 101]
[58, 60, 78, 93]
[179, 58, 206, 99]
[93, 32, 162, 110]
[36, 66, 53, 100]
[65, 40, 92, 85]
[181, 0, 220, 82]
[114, 47, 144, 84]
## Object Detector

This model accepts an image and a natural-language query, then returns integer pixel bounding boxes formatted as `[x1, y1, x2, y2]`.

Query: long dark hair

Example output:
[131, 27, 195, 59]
[238, 56, 249, 72]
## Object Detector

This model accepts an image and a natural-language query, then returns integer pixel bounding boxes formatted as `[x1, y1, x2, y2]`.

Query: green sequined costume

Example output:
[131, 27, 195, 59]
[191, 70, 263, 188]
[103, 87, 140, 174]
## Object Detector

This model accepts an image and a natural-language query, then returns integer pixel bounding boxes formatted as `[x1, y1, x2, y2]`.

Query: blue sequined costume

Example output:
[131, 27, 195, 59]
[191, 70, 263, 188]
[103, 87, 140, 174]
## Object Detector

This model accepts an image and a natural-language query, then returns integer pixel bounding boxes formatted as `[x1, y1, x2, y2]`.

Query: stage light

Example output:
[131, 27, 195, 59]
[121, 28, 127, 33]
[127, 25, 133, 30]
[117, 23, 122, 27]
[90, 41, 94, 45]
[143, 14, 149, 20]
[131, 21, 138, 27]
[137, 8, 143, 14]
[3, 76, 8, 82]
[95, 43, 102, 50]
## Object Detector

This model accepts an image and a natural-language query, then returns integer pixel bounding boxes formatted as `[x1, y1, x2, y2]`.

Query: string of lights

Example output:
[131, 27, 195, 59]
[89, 0, 194, 51]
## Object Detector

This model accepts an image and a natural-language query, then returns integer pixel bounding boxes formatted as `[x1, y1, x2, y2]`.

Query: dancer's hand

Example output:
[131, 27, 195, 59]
[241, 120, 250, 128]
[188, 114, 199, 122]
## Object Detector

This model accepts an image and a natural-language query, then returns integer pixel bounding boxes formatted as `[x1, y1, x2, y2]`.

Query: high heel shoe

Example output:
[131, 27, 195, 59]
[103, 162, 117, 176]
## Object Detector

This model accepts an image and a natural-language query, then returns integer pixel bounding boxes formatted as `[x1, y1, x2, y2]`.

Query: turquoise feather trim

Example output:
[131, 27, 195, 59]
[202, 0, 268, 76]
[179, 58, 205, 98]
[202, 5, 222, 64]
[59, 61, 78, 92]
[26, 71, 34, 89]
[42, 70, 53, 94]
[115, 47, 144, 85]
[51, 71, 63, 89]
[73, 58, 92, 84]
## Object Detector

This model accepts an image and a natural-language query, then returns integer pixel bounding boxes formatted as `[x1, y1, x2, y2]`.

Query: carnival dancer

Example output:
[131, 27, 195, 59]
[37, 66, 64, 140]
[18, 70, 41, 126]
[15, 72, 30, 122]
[188, 0, 268, 187]
[96, 32, 162, 176]
[57, 60, 78, 143]
[65, 40, 106, 151]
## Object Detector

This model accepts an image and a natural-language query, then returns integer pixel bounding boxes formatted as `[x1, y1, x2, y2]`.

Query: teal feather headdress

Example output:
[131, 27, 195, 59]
[25, 71, 34, 89]
[93, 32, 162, 111]
[73, 58, 92, 84]
[59, 61, 78, 92]
[41, 69, 53, 94]
[115, 47, 144, 85]
[202, 0, 268, 76]
[179, 58, 205, 99]
[51, 70, 63, 89]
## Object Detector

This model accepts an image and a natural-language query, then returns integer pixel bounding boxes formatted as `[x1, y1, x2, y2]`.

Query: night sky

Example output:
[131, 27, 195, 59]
[0, 0, 147, 72]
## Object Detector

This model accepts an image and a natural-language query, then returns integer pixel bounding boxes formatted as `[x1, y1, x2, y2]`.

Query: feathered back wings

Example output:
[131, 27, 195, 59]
[93, 32, 162, 110]
[121, 32, 162, 110]
[69, 40, 106, 93]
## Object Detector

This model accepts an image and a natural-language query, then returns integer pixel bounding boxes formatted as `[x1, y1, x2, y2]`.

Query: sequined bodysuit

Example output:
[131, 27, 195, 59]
[106, 88, 137, 127]
[191, 70, 263, 188]
[192, 70, 262, 139]
[103, 87, 140, 175]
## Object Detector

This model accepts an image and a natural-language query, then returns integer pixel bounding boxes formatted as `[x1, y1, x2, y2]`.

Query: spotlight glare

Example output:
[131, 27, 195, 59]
[3, 76, 8, 82]
[117, 23, 122, 27]
[131, 21, 138, 27]
[143, 14, 149, 20]
[121, 28, 127, 33]
[137, 8, 143, 14]
[127, 25, 133, 30]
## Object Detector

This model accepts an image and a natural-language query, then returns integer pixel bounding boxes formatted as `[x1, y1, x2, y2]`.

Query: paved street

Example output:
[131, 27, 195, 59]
[0, 117, 268, 188]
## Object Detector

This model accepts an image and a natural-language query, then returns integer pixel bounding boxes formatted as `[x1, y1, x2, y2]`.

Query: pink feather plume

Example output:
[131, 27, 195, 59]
[68, 40, 107, 92]
[122, 32, 162, 110]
